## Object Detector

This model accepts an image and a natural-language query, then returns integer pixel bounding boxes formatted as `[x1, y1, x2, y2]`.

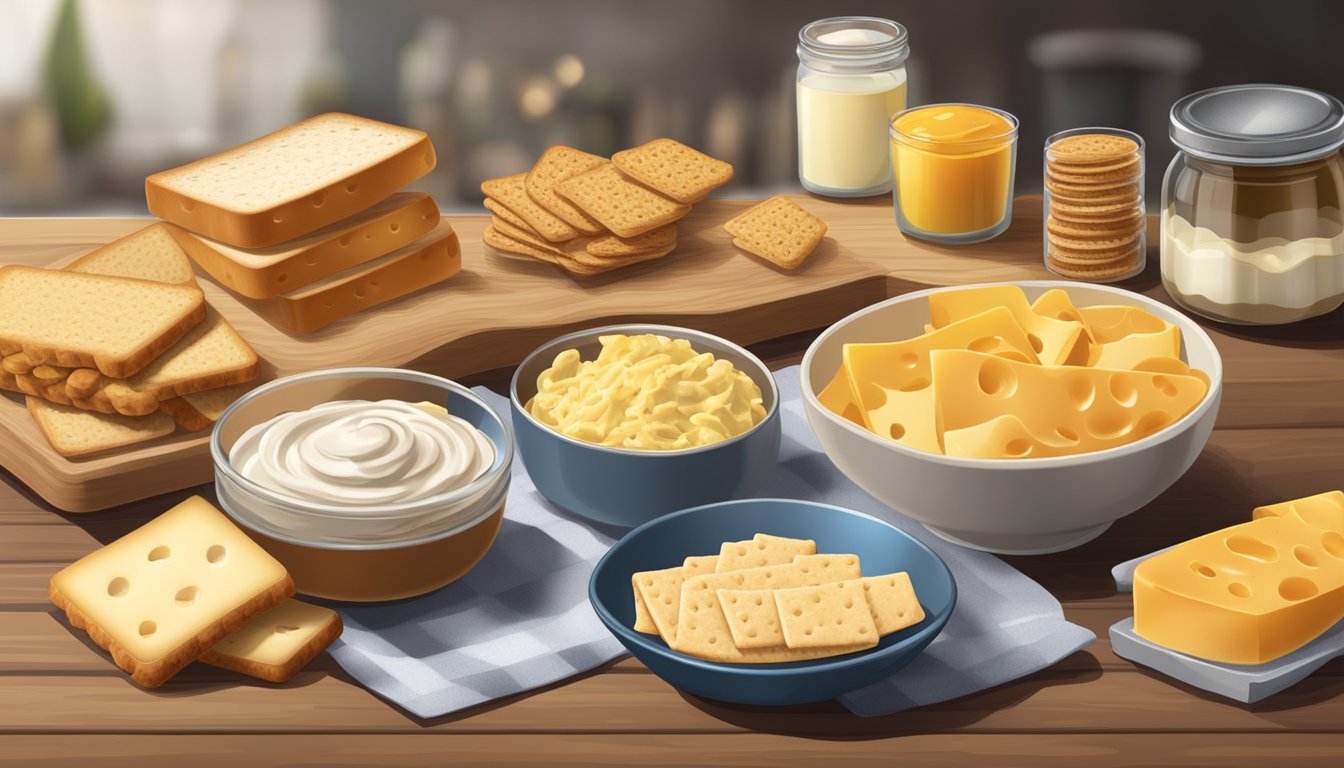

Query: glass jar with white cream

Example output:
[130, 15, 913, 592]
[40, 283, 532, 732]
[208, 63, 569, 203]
[796, 16, 909, 197]
[1162, 84, 1344, 325]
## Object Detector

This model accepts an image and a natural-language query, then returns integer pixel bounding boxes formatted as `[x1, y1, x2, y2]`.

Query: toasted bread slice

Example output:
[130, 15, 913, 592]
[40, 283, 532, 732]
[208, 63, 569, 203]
[0, 266, 205, 378]
[158, 381, 255, 431]
[66, 223, 198, 285]
[246, 219, 460, 333]
[146, 113, 436, 248]
[27, 396, 175, 458]
[170, 192, 441, 299]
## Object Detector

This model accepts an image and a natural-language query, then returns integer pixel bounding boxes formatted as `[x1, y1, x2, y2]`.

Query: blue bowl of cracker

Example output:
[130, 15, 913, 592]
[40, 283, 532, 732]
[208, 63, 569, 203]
[589, 498, 956, 706]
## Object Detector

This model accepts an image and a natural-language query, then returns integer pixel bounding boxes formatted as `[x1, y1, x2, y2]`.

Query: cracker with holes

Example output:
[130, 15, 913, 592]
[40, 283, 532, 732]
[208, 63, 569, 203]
[774, 580, 880, 650]
[715, 533, 816, 572]
[554, 163, 692, 238]
[200, 599, 342, 683]
[47, 495, 294, 688]
[612, 138, 734, 203]
[724, 195, 827, 270]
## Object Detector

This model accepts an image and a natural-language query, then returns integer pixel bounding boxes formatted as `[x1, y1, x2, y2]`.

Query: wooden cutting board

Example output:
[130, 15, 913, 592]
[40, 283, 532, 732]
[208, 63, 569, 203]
[0, 195, 1067, 512]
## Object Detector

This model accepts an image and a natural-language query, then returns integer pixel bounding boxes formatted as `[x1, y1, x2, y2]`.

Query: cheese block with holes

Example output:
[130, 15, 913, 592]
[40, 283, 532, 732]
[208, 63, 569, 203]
[1133, 510, 1344, 664]
[200, 599, 342, 683]
[829, 307, 1040, 454]
[1078, 305, 1169, 344]
[146, 113, 436, 248]
[928, 285, 1088, 366]
[1090, 325, 1181, 370]
[932, 349, 1208, 459]
[1253, 491, 1344, 531]
[47, 495, 294, 687]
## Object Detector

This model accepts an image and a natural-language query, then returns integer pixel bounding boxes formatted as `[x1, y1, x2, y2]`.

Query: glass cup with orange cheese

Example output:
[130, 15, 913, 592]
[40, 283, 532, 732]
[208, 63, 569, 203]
[889, 104, 1019, 244]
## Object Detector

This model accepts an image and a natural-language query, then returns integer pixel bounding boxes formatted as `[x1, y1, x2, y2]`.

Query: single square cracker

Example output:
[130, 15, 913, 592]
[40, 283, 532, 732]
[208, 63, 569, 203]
[481, 173, 578, 242]
[554, 163, 692, 238]
[483, 197, 534, 233]
[525, 146, 607, 234]
[724, 196, 827, 270]
[682, 555, 720, 576]
[774, 580, 879, 650]
[633, 565, 686, 645]
[861, 572, 925, 635]
[716, 533, 816, 572]
[612, 138, 734, 203]
[792, 553, 862, 582]
[718, 588, 785, 649]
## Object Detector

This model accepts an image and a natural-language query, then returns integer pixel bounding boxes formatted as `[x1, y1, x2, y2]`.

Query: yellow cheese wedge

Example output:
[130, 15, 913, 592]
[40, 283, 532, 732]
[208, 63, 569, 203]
[931, 349, 1208, 459]
[838, 307, 1038, 454]
[817, 373, 865, 427]
[1253, 491, 1344, 532]
[928, 285, 1088, 365]
[1078, 305, 1168, 344]
[1030, 288, 1090, 329]
[1090, 325, 1181, 370]
[1133, 510, 1344, 664]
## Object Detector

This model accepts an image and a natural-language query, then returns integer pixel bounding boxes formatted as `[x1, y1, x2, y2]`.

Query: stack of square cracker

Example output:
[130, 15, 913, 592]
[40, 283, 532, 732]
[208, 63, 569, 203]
[0, 225, 261, 457]
[482, 139, 733, 276]
[49, 495, 342, 687]
[631, 533, 924, 663]
[149, 113, 462, 333]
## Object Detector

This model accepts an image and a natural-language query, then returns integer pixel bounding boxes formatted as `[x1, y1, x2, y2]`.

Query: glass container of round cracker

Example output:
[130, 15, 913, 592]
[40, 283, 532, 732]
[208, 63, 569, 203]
[1043, 127, 1146, 283]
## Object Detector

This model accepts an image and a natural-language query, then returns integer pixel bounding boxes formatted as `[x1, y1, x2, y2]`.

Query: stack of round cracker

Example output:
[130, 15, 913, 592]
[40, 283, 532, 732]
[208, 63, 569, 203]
[1044, 132, 1145, 282]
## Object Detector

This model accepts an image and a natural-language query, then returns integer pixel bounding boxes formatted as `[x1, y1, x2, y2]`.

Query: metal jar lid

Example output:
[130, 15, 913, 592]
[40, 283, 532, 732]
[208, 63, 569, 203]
[1169, 84, 1344, 165]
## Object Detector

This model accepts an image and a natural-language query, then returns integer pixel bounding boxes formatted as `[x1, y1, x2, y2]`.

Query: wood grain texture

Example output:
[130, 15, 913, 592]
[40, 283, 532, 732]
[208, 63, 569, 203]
[4, 734, 1344, 768]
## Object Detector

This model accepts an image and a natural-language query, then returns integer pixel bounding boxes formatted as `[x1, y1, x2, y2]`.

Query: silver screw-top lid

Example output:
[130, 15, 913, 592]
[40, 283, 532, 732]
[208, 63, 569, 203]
[1170, 84, 1344, 165]
[797, 17, 910, 71]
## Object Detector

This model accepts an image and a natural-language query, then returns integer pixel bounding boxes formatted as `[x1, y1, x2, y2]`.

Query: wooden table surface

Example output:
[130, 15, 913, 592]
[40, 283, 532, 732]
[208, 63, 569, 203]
[4, 203, 1344, 766]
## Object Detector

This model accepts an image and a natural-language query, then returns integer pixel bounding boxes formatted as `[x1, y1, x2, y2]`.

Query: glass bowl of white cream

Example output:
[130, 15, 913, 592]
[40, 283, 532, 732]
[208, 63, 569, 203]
[211, 367, 512, 601]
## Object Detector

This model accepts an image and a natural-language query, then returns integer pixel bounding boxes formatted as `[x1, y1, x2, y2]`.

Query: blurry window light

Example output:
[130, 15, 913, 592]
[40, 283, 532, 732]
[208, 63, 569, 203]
[519, 76, 558, 120]
[553, 54, 584, 89]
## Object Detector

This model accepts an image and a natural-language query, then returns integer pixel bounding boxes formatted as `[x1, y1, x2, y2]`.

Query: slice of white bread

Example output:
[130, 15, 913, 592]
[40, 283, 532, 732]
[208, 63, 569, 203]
[146, 113, 436, 248]
[27, 396, 175, 458]
[158, 381, 254, 431]
[0, 226, 260, 417]
[247, 219, 461, 333]
[170, 192, 441, 299]
[200, 599, 343, 683]
[48, 495, 295, 687]
[67, 223, 198, 285]
[0, 265, 205, 378]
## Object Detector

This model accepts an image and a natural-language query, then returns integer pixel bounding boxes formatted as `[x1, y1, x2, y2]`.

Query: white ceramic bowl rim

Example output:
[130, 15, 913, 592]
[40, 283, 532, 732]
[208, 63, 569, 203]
[510, 323, 780, 457]
[210, 367, 515, 520]
[800, 280, 1225, 470]
[589, 497, 957, 676]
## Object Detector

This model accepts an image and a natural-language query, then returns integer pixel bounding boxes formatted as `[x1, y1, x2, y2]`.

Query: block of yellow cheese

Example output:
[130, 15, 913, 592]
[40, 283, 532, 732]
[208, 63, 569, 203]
[48, 495, 295, 687]
[928, 285, 1088, 366]
[822, 307, 1039, 454]
[1133, 510, 1344, 664]
[932, 349, 1208, 459]
[1253, 491, 1344, 533]
[1090, 325, 1181, 370]
[200, 599, 343, 683]
[1078, 305, 1167, 344]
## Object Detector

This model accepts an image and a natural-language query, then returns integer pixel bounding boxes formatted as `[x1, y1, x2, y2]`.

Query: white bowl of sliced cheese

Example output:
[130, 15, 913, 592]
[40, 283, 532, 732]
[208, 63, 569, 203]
[801, 281, 1222, 555]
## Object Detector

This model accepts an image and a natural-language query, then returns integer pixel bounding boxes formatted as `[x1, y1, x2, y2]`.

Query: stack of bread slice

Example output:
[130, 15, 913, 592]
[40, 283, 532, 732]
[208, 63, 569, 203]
[0, 225, 260, 457]
[148, 112, 461, 333]
[482, 139, 732, 276]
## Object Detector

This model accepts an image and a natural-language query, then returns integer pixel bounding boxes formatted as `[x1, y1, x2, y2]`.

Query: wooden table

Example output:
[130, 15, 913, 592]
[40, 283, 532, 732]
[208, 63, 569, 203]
[4, 201, 1344, 765]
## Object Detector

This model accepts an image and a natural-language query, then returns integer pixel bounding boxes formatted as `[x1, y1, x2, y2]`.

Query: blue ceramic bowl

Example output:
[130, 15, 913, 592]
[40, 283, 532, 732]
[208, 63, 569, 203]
[510, 324, 781, 528]
[589, 498, 956, 705]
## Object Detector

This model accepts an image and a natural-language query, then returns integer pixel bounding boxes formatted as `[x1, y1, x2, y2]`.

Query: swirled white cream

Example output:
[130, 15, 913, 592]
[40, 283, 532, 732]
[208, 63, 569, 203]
[230, 399, 495, 506]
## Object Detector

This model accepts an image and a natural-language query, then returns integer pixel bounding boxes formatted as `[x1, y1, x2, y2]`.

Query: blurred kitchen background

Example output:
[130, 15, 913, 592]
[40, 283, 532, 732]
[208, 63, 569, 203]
[3, 0, 1342, 215]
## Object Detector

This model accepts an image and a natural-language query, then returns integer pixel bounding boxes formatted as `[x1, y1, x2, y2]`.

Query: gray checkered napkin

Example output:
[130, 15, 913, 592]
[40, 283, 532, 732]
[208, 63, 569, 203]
[327, 369, 1094, 719]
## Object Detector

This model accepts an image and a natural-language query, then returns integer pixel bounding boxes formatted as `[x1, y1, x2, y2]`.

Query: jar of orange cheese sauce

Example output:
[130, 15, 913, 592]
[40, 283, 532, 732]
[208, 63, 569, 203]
[889, 104, 1019, 244]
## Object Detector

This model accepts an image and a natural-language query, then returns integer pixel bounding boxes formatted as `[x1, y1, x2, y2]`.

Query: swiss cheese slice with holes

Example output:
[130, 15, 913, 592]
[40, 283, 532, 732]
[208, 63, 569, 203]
[1133, 510, 1344, 664]
[1253, 491, 1344, 531]
[200, 599, 342, 683]
[1078, 305, 1168, 344]
[928, 285, 1088, 366]
[932, 349, 1207, 459]
[836, 306, 1040, 454]
[48, 495, 294, 688]
[1090, 325, 1181, 370]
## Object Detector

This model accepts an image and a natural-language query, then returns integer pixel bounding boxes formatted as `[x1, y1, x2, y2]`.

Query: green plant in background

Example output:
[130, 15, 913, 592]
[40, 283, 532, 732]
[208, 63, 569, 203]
[43, 0, 111, 151]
